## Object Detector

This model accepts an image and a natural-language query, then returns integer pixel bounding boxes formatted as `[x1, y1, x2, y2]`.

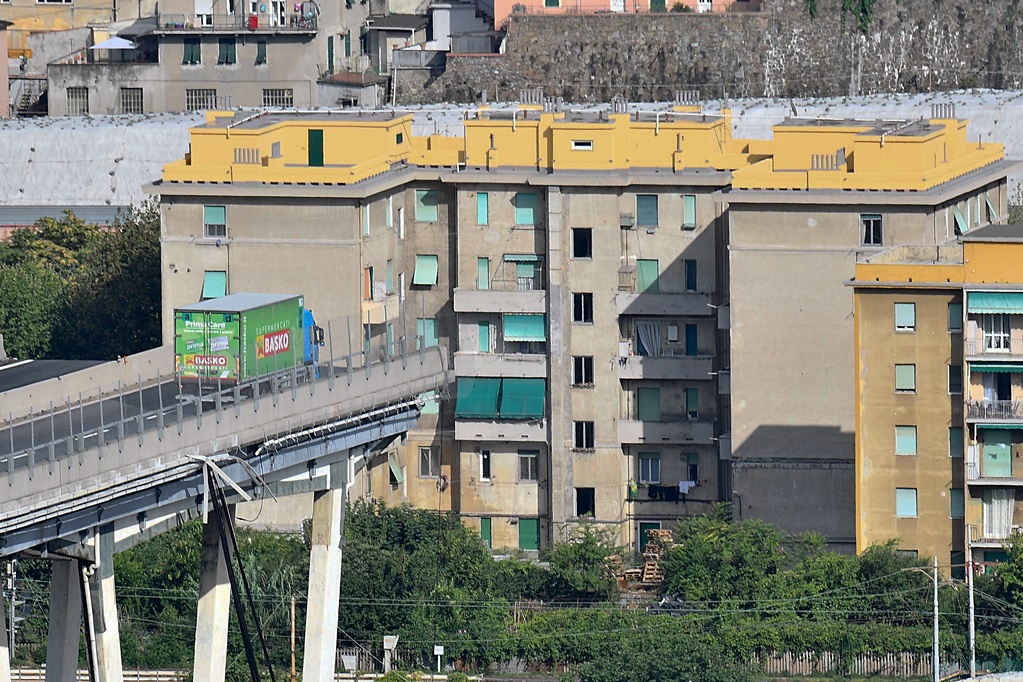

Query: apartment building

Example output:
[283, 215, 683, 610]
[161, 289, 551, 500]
[720, 113, 1009, 550]
[152, 102, 1010, 552]
[852, 222, 1023, 573]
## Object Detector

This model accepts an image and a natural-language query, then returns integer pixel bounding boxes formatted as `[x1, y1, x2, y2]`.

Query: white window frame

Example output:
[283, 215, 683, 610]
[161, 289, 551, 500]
[480, 449, 491, 481]
[638, 453, 660, 484]
[983, 314, 1010, 352]
[418, 446, 439, 478]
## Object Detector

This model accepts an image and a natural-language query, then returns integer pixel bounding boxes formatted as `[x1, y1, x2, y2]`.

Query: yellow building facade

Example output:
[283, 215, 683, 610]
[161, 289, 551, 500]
[154, 103, 1009, 552]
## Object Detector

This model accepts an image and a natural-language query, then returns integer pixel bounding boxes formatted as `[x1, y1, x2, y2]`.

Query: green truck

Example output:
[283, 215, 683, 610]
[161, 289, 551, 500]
[174, 293, 323, 394]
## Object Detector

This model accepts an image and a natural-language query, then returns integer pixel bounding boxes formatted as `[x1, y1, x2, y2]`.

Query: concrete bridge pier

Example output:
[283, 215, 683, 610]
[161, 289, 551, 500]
[193, 508, 234, 682]
[1, 578, 10, 682]
[45, 558, 83, 682]
[86, 525, 123, 682]
[301, 464, 347, 682]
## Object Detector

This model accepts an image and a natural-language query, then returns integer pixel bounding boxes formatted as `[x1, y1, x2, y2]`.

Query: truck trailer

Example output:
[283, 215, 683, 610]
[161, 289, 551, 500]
[174, 293, 323, 395]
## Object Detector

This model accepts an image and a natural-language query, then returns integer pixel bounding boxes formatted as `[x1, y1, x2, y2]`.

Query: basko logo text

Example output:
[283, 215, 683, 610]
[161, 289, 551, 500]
[257, 329, 290, 358]
[192, 355, 228, 367]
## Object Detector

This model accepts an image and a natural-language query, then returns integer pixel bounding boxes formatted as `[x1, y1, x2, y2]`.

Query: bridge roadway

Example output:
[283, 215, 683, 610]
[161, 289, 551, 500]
[0, 339, 449, 682]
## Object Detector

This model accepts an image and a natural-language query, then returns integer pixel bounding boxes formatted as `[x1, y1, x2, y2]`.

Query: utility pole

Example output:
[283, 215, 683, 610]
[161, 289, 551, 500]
[290, 596, 296, 682]
[967, 526, 976, 679]
[932, 555, 939, 682]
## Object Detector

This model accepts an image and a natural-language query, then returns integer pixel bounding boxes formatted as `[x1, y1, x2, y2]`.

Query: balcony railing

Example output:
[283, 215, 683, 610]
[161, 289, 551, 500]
[155, 12, 317, 31]
[966, 400, 1023, 421]
[966, 336, 1023, 356]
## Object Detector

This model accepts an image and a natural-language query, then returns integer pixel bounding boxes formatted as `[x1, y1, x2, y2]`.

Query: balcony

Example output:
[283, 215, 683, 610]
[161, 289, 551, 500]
[453, 288, 546, 314]
[965, 400, 1023, 423]
[454, 352, 547, 378]
[966, 444, 1023, 485]
[153, 12, 318, 34]
[454, 419, 546, 442]
[362, 293, 401, 325]
[614, 353, 713, 381]
[617, 418, 714, 445]
[967, 523, 1023, 547]
[966, 336, 1023, 357]
[615, 291, 712, 317]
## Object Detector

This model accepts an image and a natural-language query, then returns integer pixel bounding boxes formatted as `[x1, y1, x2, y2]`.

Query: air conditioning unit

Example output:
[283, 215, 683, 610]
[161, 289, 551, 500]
[619, 213, 635, 229]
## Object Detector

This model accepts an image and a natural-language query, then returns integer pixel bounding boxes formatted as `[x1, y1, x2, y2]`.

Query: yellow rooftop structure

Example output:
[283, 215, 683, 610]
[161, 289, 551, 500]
[160, 106, 1006, 189]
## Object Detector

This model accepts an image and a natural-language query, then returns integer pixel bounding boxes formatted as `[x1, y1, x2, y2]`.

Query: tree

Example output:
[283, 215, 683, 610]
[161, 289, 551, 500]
[543, 523, 620, 602]
[0, 261, 63, 359]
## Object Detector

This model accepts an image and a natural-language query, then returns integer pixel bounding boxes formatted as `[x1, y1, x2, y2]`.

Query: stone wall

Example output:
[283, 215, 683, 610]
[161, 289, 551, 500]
[398, 0, 1023, 104]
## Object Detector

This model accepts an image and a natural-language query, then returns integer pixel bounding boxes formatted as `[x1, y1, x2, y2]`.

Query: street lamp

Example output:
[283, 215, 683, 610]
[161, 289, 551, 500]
[901, 557, 939, 682]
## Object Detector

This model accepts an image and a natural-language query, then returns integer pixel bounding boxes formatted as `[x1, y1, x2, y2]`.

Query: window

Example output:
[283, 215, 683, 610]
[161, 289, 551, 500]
[896, 549, 919, 559]
[418, 446, 439, 478]
[518, 450, 539, 481]
[685, 324, 698, 356]
[637, 388, 661, 422]
[478, 321, 490, 353]
[362, 205, 370, 236]
[477, 192, 489, 225]
[685, 260, 698, 291]
[861, 214, 883, 246]
[477, 257, 490, 290]
[386, 196, 393, 229]
[948, 302, 963, 332]
[895, 488, 918, 517]
[544, 0, 559, 6]
[574, 421, 595, 449]
[895, 364, 916, 393]
[983, 314, 1010, 351]
[514, 192, 537, 225]
[363, 267, 374, 301]
[120, 87, 143, 115]
[255, 40, 267, 65]
[395, 132, 403, 145]
[949, 365, 963, 395]
[573, 293, 593, 323]
[895, 425, 917, 455]
[480, 518, 492, 548]
[637, 259, 659, 293]
[685, 388, 699, 420]
[183, 37, 202, 65]
[385, 260, 393, 294]
[480, 450, 491, 480]
[571, 140, 593, 151]
[415, 189, 439, 222]
[66, 87, 89, 116]
[217, 37, 237, 64]
[949, 427, 964, 457]
[950, 488, 965, 519]
[412, 255, 439, 286]
[572, 228, 593, 259]
[686, 453, 699, 481]
[683, 194, 697, 229]
[262, 88, 293, 107]
[572, 356, 594, 386]
[186, 89, 218, 111]
[201, 271, 227, 300]
[636, 195, 658, 227]
[639, 453, 660, 484]
[894, 303, 916, 331]
[416, 318, 438, 350]
[203, 206, 227, 239]
[575, 488, 596, 517]
[514, 260, 541, 290]
[518, 518, 540, 550]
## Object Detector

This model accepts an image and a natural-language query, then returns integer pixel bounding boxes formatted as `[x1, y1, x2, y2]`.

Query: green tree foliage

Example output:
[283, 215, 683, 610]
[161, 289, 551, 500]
[0, 262, 63, 358]
[543, 523, 620, 602]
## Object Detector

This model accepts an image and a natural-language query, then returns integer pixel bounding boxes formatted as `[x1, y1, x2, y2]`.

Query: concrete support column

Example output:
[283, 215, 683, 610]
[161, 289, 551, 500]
[193, 508, 234, 682]
[301, 483, 345, 682]
[1, 579, 10, 682]
[88, 525, 123, 682]
[46, 559, 83, 682]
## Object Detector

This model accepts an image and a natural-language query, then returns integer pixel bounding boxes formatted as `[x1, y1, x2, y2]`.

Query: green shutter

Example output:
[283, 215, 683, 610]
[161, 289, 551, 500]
[503, 314, 546, 342]
[416, 189, 439, 221]
[308, 129, 324, 167]
[895, 488, 917, 517]
[685, 260, 697, 291]
[636, 259, 659, 293]
[344, 30, 351, 57]
[895, 426, 917, 455]
[201, 271, 227, 300]
[516, 261, 538, 280]
[388, 453, 404, 484]
[385, 260, 393, 293]
[255, 41, 267, 65]
[683, 194, 697, 227]
[416, 318, 438, 349]
[203, 205, 226, 225]
[413, 255, 439, 285]
[480, 518, 492, 548]
[894, 303, 915, 329]
[518, 518, 540, 550]
[950, 489, 964, 518]
[477, 257, 490, 290]
[982, 429, 1013, 477]
[478, 321, 490, 352]
[454, 377, 501, 418]
[949, 427, 964, 457]
[636, 195, 658, 227]
[986, 194, 1000, 222]
[948, 302, 963, 331]
[499, 378, 546, 419]
[477, 192, 489, 225]
[954, 207, 968, 233]
[637, 387, 660, 422]
[968, 292, 1023, 314]
[514, 193, 537, 225]
[895, 364, 915, 390]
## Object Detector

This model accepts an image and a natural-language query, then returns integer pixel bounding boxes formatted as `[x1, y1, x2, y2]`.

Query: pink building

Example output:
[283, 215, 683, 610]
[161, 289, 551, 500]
[0, 21, 9, 119]
[493, 0, 760, 30]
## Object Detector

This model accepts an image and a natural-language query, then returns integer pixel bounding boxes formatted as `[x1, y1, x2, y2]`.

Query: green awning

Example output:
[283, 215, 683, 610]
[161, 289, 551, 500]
[978, 424, 1023, 430]
[388, 453, 404, 484]
[970, 363, 1023, 373]
[504, 254, 543, 262]
[968, 291, 1023, 314]
[201, 271, 227, 300]
[503, 314, 546, 342]
[454, 377, 501, 419]
[413, 254, 439, 286]
[499, 378, 546, 419]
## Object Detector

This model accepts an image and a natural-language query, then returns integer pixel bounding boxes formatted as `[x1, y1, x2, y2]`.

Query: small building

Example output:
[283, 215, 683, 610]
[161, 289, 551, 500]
[364, 14, 428, 73]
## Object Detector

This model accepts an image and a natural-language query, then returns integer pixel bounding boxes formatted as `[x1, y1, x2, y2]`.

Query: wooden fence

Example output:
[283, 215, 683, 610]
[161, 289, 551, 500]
[753, 651, 940, 678]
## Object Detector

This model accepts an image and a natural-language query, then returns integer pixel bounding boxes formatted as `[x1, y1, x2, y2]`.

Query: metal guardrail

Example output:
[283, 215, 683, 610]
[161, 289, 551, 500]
[156, 12, 317, 30]
[966, 337, 1023, 356]
[966, 399, 1023, 420]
